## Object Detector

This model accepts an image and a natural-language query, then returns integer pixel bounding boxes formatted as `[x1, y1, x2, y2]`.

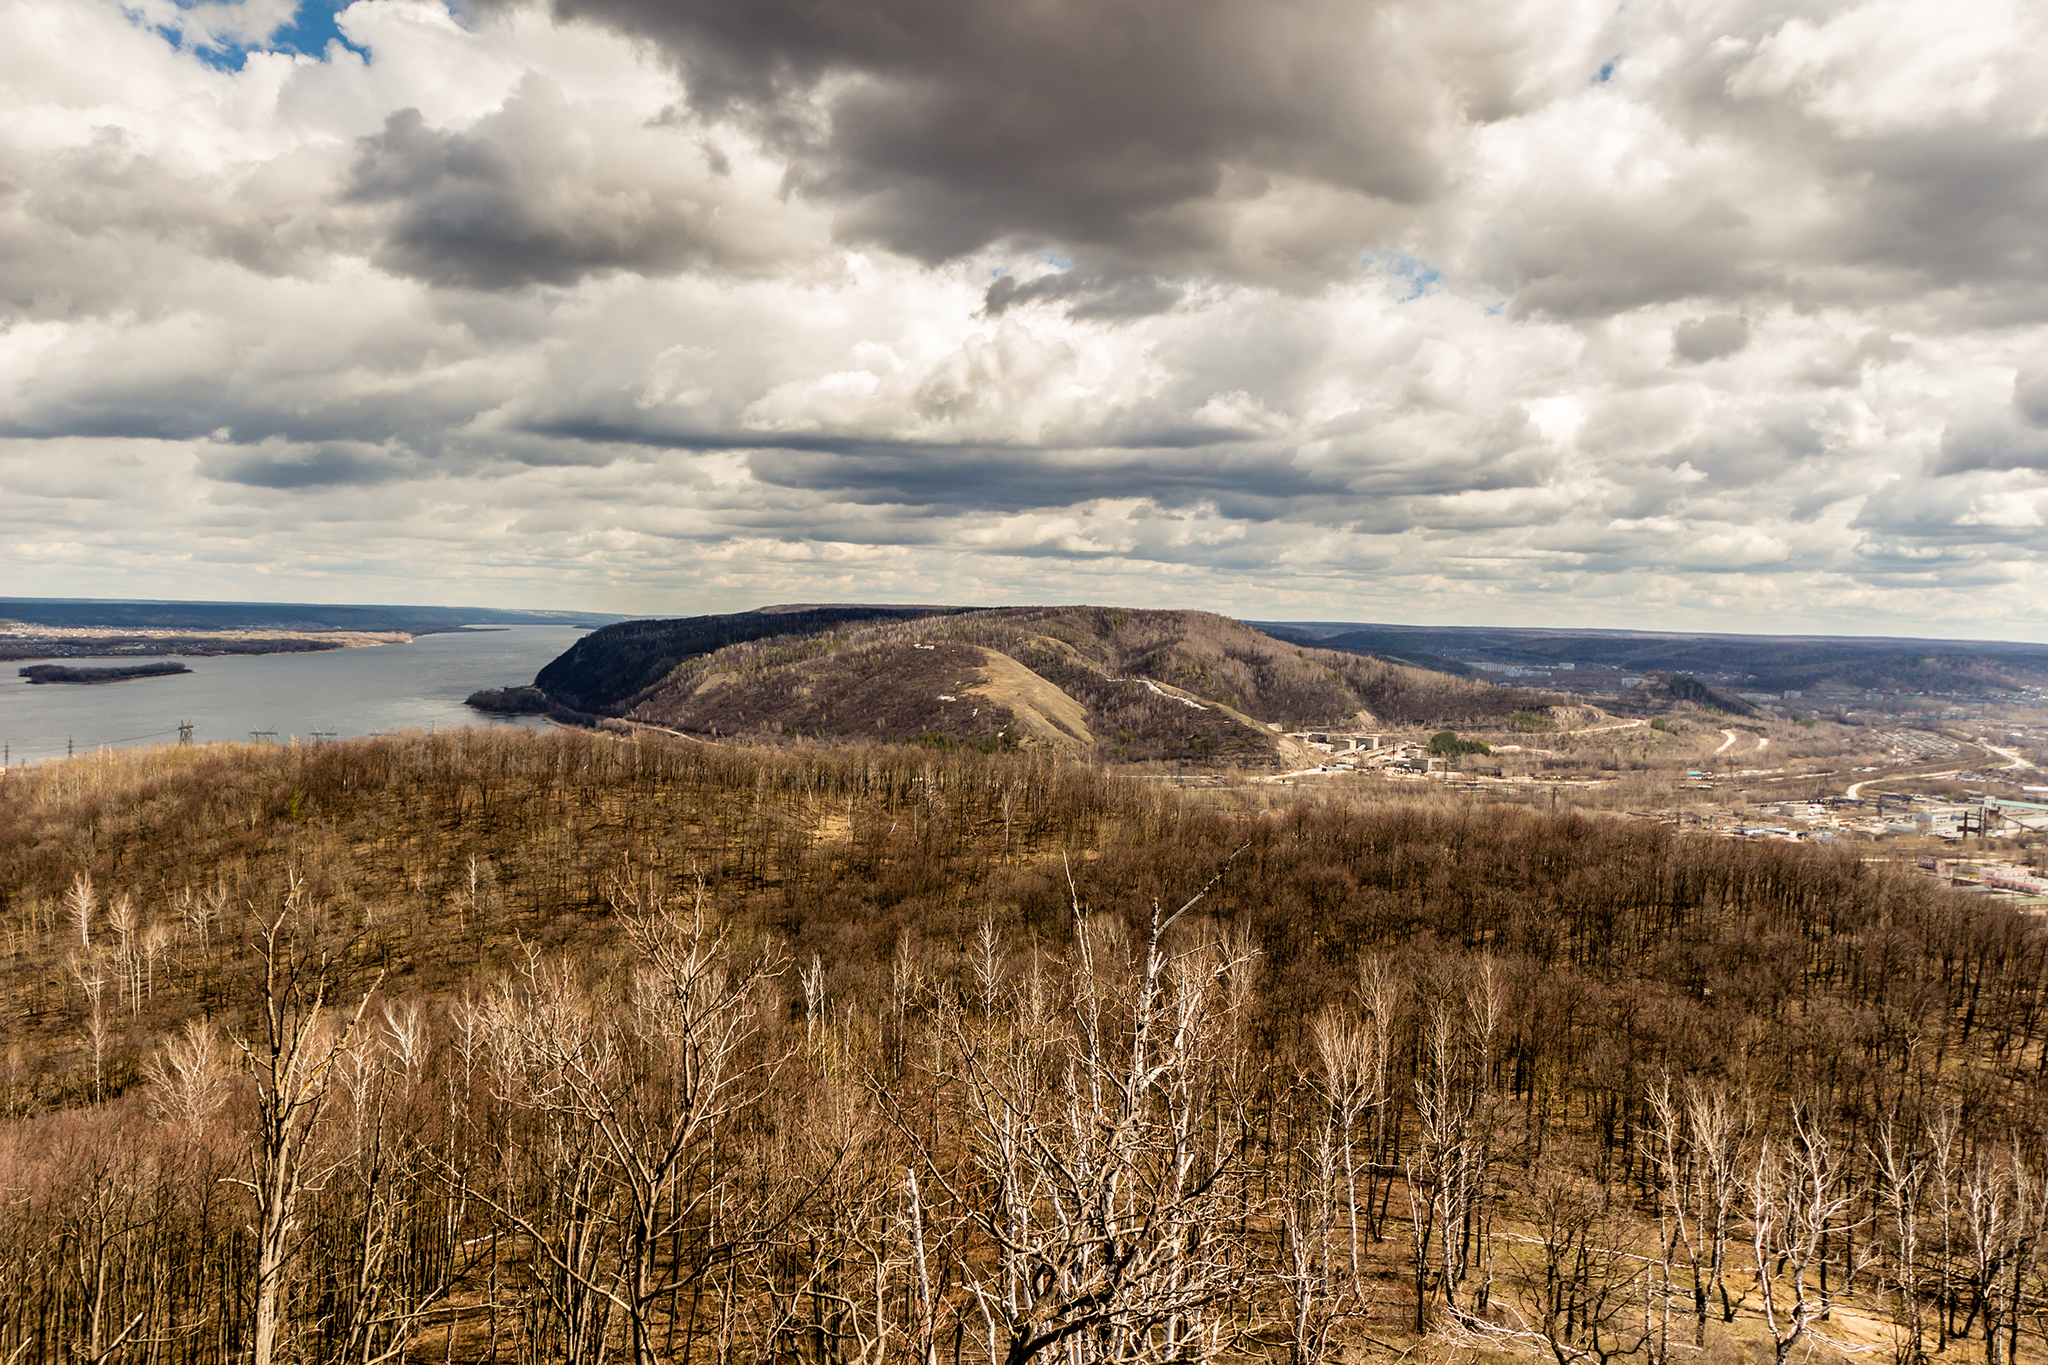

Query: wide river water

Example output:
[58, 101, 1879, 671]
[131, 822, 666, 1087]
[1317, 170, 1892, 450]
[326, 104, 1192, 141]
[0, 625, 588, 766]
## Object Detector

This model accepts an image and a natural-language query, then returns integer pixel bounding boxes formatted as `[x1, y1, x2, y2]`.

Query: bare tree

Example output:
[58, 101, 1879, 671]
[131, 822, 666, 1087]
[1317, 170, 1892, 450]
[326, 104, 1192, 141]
[1356, 953, 1403, 1245]
[144, 1017, 228, 1129]
[1408, 955, 1503, 1332]
[910, 866, 1260, 1365]
[66, 872, 96, 953]
[1647, 1077, 1746, 1348]
[228, 890, 380, 1365]
[1746, 1106, 1867, 1365]
[68, 954, 111, 1105]
[1872, 1111, 1929, 1365]
[478, 874, 785, 1365]
[1279, 1008, 1376, 1365]
[1449, 1169, 1650, 1365]
[1958, 1140, 2045, 1365]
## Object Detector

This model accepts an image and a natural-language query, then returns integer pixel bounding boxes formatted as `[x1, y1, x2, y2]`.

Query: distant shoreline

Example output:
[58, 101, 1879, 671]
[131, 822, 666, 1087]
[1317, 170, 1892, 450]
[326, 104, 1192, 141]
[19, 662, 193, 685]
[0, 628, 411, 662]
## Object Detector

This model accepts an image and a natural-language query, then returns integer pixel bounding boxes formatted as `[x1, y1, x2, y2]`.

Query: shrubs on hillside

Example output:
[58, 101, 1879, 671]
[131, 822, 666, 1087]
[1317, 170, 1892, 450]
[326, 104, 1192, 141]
[1428, 729, 1492, 756]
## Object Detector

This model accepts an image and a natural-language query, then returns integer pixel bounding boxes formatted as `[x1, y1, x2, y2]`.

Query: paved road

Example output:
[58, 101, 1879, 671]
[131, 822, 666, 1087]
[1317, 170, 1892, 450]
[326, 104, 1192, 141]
[1840, 740, 1999, 801]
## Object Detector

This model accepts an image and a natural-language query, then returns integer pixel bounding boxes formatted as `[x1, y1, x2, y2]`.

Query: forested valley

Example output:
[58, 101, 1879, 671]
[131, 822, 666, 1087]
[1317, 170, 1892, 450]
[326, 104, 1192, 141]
[3, 727, 2046, 1365]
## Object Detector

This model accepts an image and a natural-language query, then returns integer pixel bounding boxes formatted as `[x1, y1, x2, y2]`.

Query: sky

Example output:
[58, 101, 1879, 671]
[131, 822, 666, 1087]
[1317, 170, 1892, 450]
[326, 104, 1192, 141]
[4, 0, 2047, 639]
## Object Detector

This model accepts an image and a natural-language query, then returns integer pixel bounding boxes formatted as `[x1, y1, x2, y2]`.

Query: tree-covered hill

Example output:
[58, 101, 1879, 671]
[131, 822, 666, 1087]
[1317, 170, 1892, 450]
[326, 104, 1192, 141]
[486, 604, 1565, 764]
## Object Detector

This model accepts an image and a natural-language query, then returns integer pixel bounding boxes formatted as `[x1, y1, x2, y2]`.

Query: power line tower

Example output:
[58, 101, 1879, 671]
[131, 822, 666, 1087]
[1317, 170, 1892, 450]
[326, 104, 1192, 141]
[178, 720, 194, 745]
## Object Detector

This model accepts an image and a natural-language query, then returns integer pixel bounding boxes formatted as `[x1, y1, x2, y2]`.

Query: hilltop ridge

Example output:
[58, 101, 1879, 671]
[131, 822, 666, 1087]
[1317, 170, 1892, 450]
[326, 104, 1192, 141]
[478, 604, 1566, 765]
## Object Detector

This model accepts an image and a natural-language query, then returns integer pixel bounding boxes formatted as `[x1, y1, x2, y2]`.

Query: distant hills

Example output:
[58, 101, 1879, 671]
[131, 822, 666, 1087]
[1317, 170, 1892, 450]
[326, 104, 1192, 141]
[0, 597, 618, 634]
[1258, 620, 2048, 698]
[478, 605, 1564, 765]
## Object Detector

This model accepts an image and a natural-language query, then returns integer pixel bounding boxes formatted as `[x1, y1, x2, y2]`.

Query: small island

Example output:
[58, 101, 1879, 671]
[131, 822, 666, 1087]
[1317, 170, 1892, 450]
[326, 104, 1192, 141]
[19, 661, 193, 685]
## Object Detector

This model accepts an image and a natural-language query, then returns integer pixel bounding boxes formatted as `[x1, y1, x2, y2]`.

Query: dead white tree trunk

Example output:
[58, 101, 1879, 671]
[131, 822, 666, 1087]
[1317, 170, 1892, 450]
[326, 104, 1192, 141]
[230, 890, 380, 1365]
[913, 862, 1259, 1365]
[1746, 1106, 1865, 1365]
[1872, 1112, 1928, 1365]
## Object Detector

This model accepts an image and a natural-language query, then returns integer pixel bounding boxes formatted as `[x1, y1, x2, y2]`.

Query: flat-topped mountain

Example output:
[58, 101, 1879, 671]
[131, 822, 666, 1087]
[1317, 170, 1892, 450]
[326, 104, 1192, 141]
[477, 604, 1565, 765]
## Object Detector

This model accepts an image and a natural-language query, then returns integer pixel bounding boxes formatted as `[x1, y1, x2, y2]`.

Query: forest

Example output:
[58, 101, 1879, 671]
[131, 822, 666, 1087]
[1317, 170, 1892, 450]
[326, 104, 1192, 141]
[3, 726, 2046, 1365]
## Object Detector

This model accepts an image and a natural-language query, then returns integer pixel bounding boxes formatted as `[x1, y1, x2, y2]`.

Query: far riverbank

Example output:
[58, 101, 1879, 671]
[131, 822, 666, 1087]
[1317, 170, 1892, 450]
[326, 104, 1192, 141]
[0, 625, 587, 764]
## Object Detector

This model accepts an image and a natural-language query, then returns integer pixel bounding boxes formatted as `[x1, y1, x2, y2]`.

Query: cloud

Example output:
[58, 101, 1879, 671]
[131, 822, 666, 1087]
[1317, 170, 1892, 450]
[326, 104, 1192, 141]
[1671, 314, 1751, 364]
[1936, 422, 2048, 476]
[346, 79, 825, 288]
[1, 0, 2047, 641]
[2017, 363, 2048, 427]
[198, 438, 422, 488]
[982, 265, 1184, 321]
[522, 0, 1480, 277]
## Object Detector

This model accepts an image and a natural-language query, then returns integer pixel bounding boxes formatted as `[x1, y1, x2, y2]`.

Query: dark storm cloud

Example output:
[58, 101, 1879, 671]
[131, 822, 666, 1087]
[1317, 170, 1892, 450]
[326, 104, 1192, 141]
[517, 0, 1453, 268]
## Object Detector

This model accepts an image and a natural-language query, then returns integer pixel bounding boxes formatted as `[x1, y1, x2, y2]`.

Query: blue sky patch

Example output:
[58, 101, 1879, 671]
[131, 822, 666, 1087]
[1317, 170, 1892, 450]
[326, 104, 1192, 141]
[150, 1, 366, 72]
[271, 2, 365, 59]
[1389, 256, 1442, 302]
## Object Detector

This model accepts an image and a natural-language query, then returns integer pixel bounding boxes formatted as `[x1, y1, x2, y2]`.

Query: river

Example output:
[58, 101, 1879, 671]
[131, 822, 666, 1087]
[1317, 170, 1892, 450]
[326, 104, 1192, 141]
[0, 625, 587, 766]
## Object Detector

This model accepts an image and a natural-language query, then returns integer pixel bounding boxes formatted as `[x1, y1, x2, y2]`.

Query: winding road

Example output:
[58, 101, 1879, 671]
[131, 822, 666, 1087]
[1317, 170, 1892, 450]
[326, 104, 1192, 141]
[1714, 728, 1768, 756]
